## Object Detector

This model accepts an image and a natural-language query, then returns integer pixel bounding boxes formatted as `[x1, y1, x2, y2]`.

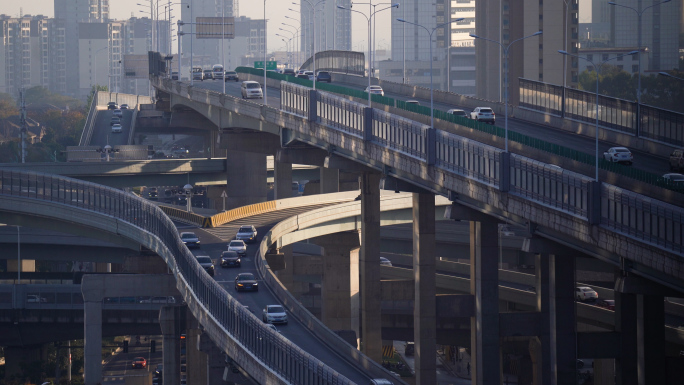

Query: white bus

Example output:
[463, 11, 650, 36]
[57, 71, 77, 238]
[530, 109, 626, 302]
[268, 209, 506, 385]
[212, 64, 224, 80]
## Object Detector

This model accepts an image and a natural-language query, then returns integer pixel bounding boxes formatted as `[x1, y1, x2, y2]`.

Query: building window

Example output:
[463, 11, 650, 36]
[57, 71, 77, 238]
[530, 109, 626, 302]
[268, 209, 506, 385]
[617, 55, 623, 61]
[587, 54, 593, 61]
[632, 64, 639, 72]
[602, 54, 609, 61]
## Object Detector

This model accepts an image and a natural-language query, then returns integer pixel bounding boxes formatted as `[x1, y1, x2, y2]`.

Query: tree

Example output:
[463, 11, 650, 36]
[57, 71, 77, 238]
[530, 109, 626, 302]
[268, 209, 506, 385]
[577, 67, 684, 113]
[86, 85, 109, 113]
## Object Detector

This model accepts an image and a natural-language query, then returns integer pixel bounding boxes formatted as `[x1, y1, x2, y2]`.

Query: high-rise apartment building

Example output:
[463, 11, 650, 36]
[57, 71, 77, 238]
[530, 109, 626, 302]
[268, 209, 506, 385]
[300, 0, 352, 63]
[0, 15, 52, 95]
[611, 0, 681, 72]
[54, 0, 110, 98]
[475, 0, 578, 102]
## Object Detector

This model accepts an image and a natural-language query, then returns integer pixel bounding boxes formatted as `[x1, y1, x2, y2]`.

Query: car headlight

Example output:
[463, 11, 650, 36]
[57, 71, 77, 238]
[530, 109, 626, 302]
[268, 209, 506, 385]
[253, 282, 258, 286]
[237, 284, 244, 286]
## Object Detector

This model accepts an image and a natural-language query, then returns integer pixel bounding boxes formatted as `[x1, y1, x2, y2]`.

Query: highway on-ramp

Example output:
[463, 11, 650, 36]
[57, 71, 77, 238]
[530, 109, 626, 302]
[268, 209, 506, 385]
[181, 202, 375, 385]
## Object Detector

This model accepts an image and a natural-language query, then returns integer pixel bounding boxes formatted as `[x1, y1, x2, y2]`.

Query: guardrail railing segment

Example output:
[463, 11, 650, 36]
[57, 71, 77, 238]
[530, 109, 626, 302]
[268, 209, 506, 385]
[239, 68, 684, 194]
[0, 170, 354, 385]
[159, 76, 684, 257]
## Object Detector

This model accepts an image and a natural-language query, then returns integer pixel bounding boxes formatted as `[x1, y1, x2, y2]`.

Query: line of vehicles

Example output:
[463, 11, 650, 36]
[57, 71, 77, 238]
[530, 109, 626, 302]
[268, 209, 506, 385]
[180, 224, 290, 327]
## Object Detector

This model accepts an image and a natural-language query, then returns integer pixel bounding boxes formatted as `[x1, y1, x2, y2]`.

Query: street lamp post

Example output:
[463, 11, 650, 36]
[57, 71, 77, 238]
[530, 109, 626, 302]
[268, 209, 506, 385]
[285, 15, 301, 67]
[184, 183, 194, 213]
[295, 0, 325, 90]
[397, 18, 464, 140]
[264, 0, 268, 104]
[559, 49, 638, 181]
[339, 3, 399, 106]
[609, 0, 671, 137]
[470, 31, 542, 153]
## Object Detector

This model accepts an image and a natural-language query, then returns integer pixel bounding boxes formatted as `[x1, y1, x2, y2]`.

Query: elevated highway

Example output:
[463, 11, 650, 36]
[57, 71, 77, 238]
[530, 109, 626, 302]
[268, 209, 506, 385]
[0, 158, 318, 188]
[154, 76, 683, 291]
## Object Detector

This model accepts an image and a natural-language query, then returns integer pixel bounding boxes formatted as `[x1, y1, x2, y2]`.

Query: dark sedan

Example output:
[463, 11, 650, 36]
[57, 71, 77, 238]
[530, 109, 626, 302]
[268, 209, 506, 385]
[596, 299, 615, 310]
[316, 71, 332, 83]
[235, 273, 258, 292]
[221, 250, 241, 267]
[196, 255, 215, 277]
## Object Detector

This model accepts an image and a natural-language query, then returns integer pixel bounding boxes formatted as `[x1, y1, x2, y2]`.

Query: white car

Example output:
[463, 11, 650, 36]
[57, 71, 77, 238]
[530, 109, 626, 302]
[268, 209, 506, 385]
[470, 107, 496, 124]
[365, 85, 384, 96]
[235, 225, 257, 243]
[262, 304, 288, 324]
[241, 80, 263, 99]
[111, 123, 122, 133]
[406, 100, 420, 106]
[603, 147, 633, 165]
[662, 173, 684, 185]
[575, 286, 598, 301]
[447, 108, 468, 118]
[228, 239, 247, 256]
[112, 109, 123, 117]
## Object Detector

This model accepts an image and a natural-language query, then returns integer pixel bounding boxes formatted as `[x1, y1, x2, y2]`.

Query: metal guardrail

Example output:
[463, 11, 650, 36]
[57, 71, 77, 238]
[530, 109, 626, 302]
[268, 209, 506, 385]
[242, 68, 684, 195]
[0, 170, 354, 385]
[277, 82, 684, 257]
[160, 76, 684, 260]
[79, 91, 99, 146]
[519, 78, 684, 147]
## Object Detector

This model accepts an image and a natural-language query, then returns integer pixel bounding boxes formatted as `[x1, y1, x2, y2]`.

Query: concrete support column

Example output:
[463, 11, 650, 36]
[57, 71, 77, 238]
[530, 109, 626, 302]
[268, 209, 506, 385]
[160, 306, 181, 385]
[198, 333, 225, 385]
[616, 291, 638, 385]
[226, 151, 267, 209]
[83, 300, 102, 385]
[534, 253, 551, 385]
[350, 246, 361, 349]
[641, 294, 665, 385]
[276, 245, 294, 289]
[320, 167, 340, 193]
[413, 192, 436, 385]
[552, 254, 577, 385]
[359, 172, 382, 361]
[274, 160, 293, 200]
[187, 314, 207, 385]
[469, 217, 500, 385]
[315, 232, 360, 331]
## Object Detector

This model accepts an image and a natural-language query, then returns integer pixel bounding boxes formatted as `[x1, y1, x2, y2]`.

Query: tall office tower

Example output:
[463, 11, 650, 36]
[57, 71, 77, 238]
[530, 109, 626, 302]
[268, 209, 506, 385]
[612, 0, 682, 72]
[475, 0, 578, 102]
[300, 0, 352, 63]
[446, 0, 476, 95]
[0, 15, 52, 95]
[181, 0, 235, 68]
[386, 0, 450, 88]
[121, 17, 155, 95]
[54, 0, 110, 98]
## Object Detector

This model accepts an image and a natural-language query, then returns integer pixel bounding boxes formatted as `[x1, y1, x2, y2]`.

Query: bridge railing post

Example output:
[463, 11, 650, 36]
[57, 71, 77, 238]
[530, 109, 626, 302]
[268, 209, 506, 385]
[363, 107, 373, 141]
[588, 180, 601, 225]
[499, 152, 510, 192]
[426, 128, 436, 166]
[308, 89, 318, 122]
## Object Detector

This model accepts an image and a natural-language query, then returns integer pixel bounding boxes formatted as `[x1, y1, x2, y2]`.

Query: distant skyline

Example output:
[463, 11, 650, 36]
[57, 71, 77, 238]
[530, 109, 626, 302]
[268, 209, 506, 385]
[0, 0, 393, 59]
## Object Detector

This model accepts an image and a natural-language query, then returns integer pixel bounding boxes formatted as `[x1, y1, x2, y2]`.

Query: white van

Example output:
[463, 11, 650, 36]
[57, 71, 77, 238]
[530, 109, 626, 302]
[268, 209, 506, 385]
[241, 81, 263, 99]
[212, 64, 224, 80]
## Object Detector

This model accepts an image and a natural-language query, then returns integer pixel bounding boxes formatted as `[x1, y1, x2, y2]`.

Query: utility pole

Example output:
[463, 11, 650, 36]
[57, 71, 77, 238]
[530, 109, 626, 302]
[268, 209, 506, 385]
[19, 88, 27, 163]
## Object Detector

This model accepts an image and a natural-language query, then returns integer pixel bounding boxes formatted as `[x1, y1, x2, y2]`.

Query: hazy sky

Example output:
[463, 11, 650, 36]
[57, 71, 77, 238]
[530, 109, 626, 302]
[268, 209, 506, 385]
[0, 0, 393, 56]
